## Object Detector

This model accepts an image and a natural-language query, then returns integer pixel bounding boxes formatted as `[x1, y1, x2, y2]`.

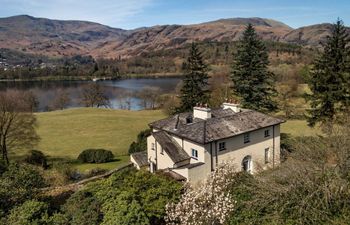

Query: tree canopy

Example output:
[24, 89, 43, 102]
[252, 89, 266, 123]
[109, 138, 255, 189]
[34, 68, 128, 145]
[306, 19, 350, 127]
[231, 24, 277, 113]
[178, 43, 210, 112]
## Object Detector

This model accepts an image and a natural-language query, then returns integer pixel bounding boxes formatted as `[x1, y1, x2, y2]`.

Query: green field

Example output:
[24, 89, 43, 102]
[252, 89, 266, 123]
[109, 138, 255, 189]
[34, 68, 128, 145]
[25, 108, 165, 171]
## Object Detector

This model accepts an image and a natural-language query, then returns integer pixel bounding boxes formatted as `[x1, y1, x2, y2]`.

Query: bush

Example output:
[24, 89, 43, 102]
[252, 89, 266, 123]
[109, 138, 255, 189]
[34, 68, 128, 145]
[128, 129, 151, 154]
[24, 150, 48, 169]
[0, 160, 7, 175]
[77, 149, 114, 163]
[6, 200, 49, 225]
[0, 163, 46, 211]
[61, 191, 103, 225]
[52, 162, 81, 183]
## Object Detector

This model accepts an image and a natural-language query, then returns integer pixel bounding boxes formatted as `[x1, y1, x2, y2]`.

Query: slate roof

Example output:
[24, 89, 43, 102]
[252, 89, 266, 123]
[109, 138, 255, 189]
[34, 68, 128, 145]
[153, 131, 191, 163]
[150, 108, 285, 144]
[131, 151, 148, 167]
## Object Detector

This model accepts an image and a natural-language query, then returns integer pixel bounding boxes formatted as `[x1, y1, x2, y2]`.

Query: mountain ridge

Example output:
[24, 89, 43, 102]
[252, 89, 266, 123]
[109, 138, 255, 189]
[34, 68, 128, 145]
[0, 15, 347, 58]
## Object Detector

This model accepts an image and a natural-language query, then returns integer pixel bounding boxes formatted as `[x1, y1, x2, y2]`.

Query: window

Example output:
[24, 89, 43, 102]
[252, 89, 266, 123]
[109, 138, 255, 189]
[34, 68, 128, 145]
[264, 148, 269, 164]
[242, 155, 252, 173]
[160, 147, 164, 154]
[243, 133, 250, 144]
[264, 129, 270, 137]
[151, 143, 155, 150]
[219, 142, 226, 151]
[191, 149, 198, 159]
[186, 116, 193, 124]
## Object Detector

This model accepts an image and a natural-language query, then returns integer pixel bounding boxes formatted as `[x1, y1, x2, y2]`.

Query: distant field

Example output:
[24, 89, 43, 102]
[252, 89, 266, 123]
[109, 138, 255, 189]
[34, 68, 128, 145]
[33, 108, 165, 159]
[281, 120, 321, 137]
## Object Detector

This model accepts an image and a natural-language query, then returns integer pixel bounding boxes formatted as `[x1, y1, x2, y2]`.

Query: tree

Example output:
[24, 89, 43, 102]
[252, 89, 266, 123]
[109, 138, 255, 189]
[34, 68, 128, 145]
[80, 83, 110, 108]
[61, 191, 103, 225]
[0, 163, 46, 212]
[166, 162, 236, 225]
[178, 43, 210, 112]
[128, 129, 151, 154]
[6, 200, 49, 225]
[231, 24, 277, 112]
[305, 19, 350, 127]
[50, 88, 70, 110]
[0, 91, 40, 164]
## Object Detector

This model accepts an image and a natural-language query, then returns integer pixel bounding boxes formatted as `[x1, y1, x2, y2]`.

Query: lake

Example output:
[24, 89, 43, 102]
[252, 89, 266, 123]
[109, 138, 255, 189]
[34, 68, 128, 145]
[0, 78, 182, 111]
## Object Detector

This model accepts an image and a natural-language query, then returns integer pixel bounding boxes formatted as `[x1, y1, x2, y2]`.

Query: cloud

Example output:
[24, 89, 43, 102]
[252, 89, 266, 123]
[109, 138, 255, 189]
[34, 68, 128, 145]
[0, 0, 154, 27]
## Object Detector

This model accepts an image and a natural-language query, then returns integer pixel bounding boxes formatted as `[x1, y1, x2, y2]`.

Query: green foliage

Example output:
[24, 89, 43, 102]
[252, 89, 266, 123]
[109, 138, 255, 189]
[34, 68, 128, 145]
[305, 19, 350, 127]
[44, 213, 69, 225]
[228, 129, 350, 225]
[178, 42, 210, 112]
[231, 24, 277, 112]
[61, 168, 182, 225]
[6, 200, 49, 225]
[0, 160, 7, 175]
[24, 150, 48, 169]
[0, 163, 46, 212]
[61, 190, 103, 225]
[128, 128, 151, 154]
[78, 149, 114, 163]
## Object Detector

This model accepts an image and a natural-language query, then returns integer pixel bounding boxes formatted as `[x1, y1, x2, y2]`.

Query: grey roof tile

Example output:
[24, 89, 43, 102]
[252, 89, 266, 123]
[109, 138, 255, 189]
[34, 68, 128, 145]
[150, 108, 285, 144]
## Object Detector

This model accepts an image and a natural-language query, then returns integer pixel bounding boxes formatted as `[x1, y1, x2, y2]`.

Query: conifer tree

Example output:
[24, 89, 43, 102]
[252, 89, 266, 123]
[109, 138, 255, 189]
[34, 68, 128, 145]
[306, 19, 350, 127]
[178, 43, 210, 112]
[231, 24, 277, 112]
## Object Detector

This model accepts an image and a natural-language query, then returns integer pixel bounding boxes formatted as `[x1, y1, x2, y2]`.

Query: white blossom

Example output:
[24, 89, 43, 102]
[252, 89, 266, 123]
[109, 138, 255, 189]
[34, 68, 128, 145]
[166, 162, 237, 225]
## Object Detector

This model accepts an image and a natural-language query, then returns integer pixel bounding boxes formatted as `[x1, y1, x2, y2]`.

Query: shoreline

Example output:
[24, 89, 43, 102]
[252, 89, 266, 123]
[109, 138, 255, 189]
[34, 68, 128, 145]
[0, 73, 183, 82]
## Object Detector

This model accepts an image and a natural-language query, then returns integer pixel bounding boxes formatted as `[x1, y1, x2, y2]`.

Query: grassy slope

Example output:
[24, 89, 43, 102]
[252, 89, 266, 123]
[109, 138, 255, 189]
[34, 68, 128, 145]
[281, 120, 321, 137]
[30, 108, 165, 171]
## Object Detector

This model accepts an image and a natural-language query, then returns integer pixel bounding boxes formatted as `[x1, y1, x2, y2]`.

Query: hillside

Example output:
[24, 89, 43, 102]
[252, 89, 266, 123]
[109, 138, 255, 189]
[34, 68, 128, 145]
[0, 15, 346, 59]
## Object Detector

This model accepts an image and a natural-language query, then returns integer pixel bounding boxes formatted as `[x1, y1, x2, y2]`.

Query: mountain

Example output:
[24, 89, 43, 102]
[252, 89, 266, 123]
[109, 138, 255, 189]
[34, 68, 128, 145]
[0, 15, 128, 57]
[0, 15, 346, 58]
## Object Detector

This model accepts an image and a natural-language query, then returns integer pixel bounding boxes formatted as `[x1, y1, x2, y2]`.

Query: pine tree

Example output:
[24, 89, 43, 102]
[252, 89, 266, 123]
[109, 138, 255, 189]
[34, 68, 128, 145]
[306, 19, 350, 127]
[178, 43, 210, 112]
[231, 24, 277, 113]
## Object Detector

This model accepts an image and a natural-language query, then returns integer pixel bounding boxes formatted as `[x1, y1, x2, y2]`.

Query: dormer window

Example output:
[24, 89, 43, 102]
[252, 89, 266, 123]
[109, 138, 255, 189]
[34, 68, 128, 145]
[186, 115, 193, 124]
[151, 143, 155, 150]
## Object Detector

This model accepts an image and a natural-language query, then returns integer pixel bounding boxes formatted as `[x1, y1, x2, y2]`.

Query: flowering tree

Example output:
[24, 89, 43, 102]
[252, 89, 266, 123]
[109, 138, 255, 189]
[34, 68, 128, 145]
[166, 162, 237, 225]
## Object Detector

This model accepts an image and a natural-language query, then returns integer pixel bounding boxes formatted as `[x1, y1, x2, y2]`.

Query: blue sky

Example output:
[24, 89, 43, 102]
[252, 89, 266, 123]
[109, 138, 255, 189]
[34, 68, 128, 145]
[0, 0, 348, 29]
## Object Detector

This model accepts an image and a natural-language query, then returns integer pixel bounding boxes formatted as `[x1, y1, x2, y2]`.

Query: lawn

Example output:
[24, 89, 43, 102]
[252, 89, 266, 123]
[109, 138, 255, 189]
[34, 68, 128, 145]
[281, 120, 321, 137]
[15, 108, 166, 171]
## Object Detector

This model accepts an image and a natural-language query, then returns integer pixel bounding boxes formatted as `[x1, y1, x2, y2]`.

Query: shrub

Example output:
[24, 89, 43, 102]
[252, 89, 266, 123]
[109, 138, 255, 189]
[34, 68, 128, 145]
[62, 191, 103, 225]
[0, 160, 7, 175]
[78, 149, 114, 163]
[52, 162, 81, 182]
[6, 200, 49, 225]
[128, 129, 151, 154]
[24, 150, 48, 169]
[0, 163, 46, 211]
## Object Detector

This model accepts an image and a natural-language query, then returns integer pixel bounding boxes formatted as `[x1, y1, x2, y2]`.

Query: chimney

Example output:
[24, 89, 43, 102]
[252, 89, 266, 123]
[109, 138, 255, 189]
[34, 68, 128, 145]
[223, 102, 241, 113]
[193, 104, 211, 120]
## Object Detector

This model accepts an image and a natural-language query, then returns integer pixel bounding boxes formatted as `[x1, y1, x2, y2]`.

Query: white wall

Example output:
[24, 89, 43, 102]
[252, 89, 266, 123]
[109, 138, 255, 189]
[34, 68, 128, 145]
[212, 125, 281, 173]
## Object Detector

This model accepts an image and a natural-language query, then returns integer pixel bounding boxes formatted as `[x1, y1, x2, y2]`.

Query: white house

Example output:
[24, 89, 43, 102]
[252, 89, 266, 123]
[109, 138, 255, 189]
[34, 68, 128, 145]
[130, 103, 284, 183]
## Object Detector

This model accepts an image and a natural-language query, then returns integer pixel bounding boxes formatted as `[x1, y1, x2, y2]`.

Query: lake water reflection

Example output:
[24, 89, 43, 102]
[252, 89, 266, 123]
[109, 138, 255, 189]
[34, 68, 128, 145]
[0, 78, 182, 111]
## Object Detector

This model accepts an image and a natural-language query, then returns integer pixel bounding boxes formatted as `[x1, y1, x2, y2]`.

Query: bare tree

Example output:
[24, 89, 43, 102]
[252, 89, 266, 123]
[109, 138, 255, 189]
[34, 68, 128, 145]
[50, 89, 70, 110]
[0, 91, 40, 164]
[80, 83, 110, 108]
[137, 87, 161, 109]
[22, 90, 39, 112]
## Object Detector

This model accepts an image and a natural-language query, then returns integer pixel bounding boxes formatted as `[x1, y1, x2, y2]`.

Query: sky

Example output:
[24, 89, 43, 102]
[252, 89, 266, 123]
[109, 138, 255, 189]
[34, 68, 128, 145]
[0, 0, 349, 29]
